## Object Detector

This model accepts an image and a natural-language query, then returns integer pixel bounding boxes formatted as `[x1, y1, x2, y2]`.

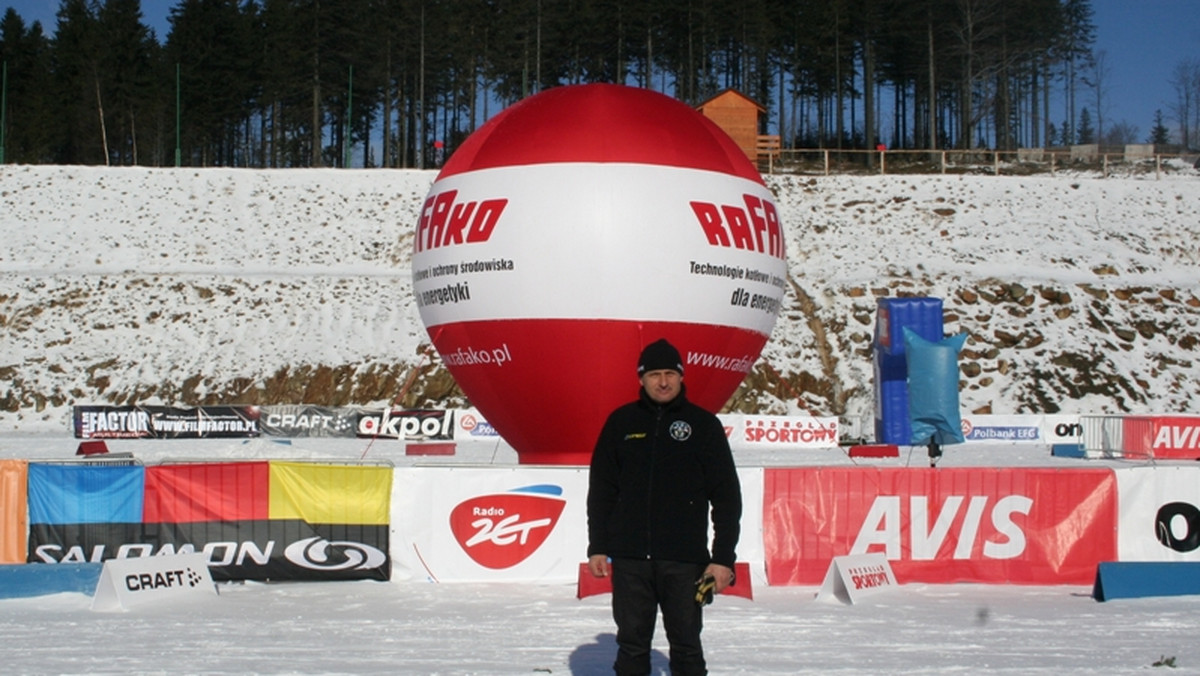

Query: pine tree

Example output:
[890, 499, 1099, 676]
[1148, 109, 1170, 146]
[1076, 107, 1095, 144]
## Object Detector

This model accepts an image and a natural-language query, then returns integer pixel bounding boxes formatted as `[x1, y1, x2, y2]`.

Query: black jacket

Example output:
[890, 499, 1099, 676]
[587, 384, 742, 567]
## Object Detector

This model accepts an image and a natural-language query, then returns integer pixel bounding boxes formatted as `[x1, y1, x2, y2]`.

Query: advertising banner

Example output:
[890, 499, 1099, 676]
[26, 461, 391, 582]
[74, 406, 260, 439]
[1115, 466, 1200, 561]
[357, 409, 455, 440]
[391, 467, 588, 583]
[257, 406, 358, 438]
[1125, 416, 1200, 460]
[960, 415, 1044, 444]
[454, 408, 503, 441]
[722, 414, 839, 450]
[763, 467, 1117, 585]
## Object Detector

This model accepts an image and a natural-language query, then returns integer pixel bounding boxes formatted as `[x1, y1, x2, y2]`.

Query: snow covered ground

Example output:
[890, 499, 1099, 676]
[2, 434, 1197, 675]
[3, 548, 1199, 675]
[2, 157, 1199, 674]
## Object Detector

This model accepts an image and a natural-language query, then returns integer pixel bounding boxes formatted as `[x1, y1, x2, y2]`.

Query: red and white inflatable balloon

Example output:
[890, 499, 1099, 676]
[412, 84, 787, 465]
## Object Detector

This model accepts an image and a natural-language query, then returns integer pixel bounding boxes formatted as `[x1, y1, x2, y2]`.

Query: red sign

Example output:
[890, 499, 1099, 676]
[1125, 416, 1200, 459]
[763, 467, 1117, 585]
[448, 486, 565, 569]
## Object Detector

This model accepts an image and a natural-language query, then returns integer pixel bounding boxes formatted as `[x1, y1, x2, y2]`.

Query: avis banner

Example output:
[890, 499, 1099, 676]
[763, 467, 1117, 585]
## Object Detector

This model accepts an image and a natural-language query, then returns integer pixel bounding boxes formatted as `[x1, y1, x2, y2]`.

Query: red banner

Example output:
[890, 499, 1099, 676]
[763, 467, 1117, 585]
[1124, 416, 1200, 459]
[144, 462, 269, 523]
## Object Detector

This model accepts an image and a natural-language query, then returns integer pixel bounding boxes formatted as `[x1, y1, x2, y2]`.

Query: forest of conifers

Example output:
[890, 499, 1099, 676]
[0, 0, 1119, 168]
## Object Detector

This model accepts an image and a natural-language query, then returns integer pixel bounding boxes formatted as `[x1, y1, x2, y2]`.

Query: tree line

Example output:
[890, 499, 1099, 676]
[0, 0, 1193, 169]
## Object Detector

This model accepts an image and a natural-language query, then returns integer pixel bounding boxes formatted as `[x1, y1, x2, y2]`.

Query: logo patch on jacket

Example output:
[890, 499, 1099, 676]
[669, 420, 692, 441]
[624, 432, 647, 440]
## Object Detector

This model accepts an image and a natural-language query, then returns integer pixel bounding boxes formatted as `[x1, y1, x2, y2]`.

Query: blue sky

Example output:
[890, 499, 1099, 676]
[3, 0, 1198, 142]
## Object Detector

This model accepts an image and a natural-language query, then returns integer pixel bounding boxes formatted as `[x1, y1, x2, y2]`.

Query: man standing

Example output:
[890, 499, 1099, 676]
[587, 338, 742, 676]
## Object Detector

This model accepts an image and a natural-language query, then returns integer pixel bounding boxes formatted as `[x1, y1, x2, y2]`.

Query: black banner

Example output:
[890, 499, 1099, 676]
[73, 406, 260, 439]
[257, 406, 358, 438]
[356, 409, 455, 440]
[29, 521, 390, 582]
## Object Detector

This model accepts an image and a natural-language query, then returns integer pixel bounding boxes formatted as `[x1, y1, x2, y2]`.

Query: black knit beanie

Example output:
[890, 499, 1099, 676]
[637, 338, 684, 376]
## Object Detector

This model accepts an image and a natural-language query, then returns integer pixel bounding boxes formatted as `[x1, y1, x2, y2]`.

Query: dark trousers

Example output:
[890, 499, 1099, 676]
[610, 558, 706, 676]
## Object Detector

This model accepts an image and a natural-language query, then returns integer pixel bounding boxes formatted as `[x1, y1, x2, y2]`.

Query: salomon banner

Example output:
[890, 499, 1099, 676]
[357, 409, 455, 440]
[1115, 466, 1200, 562]
[257, 406, 358, 438]
[74, 406, 260, 439]
[26, 461, 391, 582]
[763, 467, 1117, 585]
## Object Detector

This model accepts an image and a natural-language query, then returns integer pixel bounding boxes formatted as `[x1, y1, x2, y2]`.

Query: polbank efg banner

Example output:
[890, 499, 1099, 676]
[26, 461, 392, 582]
[74, 405, 259, 439]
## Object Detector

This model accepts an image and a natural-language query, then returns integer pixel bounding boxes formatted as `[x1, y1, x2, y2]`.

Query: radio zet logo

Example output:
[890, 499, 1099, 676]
[449, 485, 565, 569]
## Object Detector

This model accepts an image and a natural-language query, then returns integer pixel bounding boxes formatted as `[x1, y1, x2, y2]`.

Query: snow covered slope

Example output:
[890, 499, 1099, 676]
[2, 163, 1198, 433]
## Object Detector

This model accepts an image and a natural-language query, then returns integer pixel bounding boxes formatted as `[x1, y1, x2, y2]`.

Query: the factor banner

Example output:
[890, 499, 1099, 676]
[26, 460, 391, 582]
[74, 406, 260, 439]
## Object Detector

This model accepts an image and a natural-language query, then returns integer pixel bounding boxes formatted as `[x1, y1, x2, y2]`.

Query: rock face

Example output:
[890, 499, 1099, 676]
[2, 165, 1199, 431]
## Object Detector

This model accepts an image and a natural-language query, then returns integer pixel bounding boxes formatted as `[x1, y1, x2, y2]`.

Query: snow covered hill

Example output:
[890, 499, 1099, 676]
[2, 163, 1198, 434]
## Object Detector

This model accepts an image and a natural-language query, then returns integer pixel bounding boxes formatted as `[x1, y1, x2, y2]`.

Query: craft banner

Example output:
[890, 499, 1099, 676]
[763, 467, 1117, 585]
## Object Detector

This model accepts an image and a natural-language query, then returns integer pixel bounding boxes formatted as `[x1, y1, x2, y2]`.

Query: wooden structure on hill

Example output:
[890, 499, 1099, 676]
[695, 89, 779, 167]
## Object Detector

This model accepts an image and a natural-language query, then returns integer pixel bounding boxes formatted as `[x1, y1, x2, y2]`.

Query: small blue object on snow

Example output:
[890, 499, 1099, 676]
[903, 328, 966, 446]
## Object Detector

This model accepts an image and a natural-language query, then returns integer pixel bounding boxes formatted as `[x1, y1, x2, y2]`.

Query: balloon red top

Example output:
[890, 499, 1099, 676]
[437, 83, 765, 184]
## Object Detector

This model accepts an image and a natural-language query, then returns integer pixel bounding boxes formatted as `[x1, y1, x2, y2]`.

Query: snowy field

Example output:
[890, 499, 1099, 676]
[4, 574, 1199, 675]
[3, 435, 1198, 675]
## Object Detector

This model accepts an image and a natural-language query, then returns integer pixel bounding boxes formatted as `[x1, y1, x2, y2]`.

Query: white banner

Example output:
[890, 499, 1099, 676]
[1115, 466, 1200, 562]
[91, 553, 217, 612]
[391, 467, 589, 583]
[960, 415, 1045, 444]
[722, 414, 839, 449]
[389, 466, 764, 585]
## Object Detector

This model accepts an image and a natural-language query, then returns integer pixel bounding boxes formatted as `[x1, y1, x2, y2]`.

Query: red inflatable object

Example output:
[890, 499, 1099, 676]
[412, 84, 787, 465]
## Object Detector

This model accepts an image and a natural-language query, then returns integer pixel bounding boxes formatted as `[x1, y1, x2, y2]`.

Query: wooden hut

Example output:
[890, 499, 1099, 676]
[695, 89, 778, 164]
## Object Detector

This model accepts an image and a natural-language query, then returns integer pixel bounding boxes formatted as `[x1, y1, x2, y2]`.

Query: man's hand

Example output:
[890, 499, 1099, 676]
[588, 554, 610, 578]
[704, 563, 735, 593]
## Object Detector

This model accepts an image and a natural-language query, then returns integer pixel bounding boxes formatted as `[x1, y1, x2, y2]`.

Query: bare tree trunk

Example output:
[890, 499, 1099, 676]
[94, 75, 110, 166]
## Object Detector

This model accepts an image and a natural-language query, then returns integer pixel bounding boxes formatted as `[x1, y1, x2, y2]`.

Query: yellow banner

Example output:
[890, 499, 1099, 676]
[268, 462, 391, 525]
[0, 460, 28, 563]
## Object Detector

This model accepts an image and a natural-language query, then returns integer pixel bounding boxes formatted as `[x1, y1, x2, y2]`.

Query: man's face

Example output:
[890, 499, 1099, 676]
[641, 369, 682, 404]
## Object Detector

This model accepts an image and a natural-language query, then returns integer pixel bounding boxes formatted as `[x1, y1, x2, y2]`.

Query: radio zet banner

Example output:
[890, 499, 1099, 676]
[74, 406, 259, 439]
[357, 409, 455, 440]
[390, 467, 588, 583]
[763, 467, 1117, 585]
